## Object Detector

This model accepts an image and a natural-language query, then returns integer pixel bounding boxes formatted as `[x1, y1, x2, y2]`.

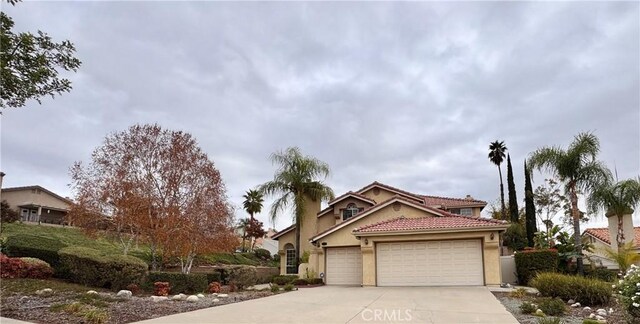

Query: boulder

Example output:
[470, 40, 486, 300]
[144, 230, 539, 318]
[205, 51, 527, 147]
[197, 293, 205, 298]
[211, 293, 218, 297]
[583, 307, 592, 312]
[212, 298, 220, 303]
[571, 302, 581, 308]
[171, 294, 186, 301]
[116, 290, 133, 299]
[151, 296, 169, 302]
[609, 308, 614, 314]
[35, 288, 53, 296]
[534, 309, 545, 317]
[87, 290, 99, 295]
[589, 313, 596, 319]
[568, 299, 575, 304]
[186, 295, 199, 302]
[596, 309, 607, 316]
[217, 294, 228, 298]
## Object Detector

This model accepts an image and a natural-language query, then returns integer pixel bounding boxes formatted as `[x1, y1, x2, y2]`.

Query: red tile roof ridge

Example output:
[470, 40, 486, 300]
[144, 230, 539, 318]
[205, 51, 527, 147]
[422, 194, 487, 204]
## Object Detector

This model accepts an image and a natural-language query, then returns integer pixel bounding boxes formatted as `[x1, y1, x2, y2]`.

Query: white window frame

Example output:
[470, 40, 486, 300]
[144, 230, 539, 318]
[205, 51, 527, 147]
[285, 246, 297, 274]
[342, 203, 360, 221]
[460, 208, 473, 216]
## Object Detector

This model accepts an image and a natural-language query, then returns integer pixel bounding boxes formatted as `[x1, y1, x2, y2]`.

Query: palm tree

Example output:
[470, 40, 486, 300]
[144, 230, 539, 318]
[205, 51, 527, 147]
[242, 189, 264, 222]
[236, 218, 250, 252]
[588, 178, 640, 249]
[601, 242, 640, 272]
[489, 140, 508, 219]
[259, 147, 335, 271]
[528, 132, 611, 275]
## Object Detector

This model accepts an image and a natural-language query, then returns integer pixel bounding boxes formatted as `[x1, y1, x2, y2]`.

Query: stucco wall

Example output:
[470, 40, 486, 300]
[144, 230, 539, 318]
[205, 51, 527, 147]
[1, 189, 70, 211]
[276, 196, 320, 275]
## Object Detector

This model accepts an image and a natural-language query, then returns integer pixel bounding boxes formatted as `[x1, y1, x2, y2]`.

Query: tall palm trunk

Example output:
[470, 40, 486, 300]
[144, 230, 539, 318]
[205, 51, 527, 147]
[498, 165, 506, 220]
[295, 222, 301, 273]
[569, 183, 584, 275]
[617, 214, 625, 248]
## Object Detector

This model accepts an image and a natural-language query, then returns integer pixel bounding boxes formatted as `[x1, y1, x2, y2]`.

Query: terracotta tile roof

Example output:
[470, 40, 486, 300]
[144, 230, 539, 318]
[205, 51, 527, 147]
[583, 227, 640, 247]
[353, 215, 508, 233]
[422, 195, 487, 208]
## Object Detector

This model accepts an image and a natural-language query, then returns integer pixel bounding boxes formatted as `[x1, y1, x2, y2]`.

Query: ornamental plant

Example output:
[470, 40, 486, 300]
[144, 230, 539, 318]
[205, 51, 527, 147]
[614, 264, 640, 319]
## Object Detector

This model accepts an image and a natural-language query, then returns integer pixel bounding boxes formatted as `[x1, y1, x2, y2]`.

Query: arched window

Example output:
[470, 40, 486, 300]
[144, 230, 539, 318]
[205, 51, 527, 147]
[342, 203, 361, 221]
[284, 243, 296, 274]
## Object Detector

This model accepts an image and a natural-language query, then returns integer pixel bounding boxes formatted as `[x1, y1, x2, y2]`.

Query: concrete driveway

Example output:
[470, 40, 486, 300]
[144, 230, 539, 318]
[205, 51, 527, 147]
[136, 286, 518, 324]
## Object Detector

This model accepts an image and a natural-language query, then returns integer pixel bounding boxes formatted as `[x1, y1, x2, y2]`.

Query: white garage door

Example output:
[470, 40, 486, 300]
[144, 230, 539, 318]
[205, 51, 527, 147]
[326, 247, 362, 285]
[377, 240, 483, 286]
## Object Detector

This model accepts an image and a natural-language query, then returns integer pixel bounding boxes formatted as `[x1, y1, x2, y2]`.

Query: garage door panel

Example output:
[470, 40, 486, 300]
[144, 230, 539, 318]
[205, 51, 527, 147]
[326, 247, 362, 285]
[376, 240, 483, 286]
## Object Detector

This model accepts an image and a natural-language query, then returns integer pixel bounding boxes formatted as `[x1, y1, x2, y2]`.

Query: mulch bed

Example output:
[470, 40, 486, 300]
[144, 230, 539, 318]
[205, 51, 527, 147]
[493, 292, 627, 324]
[1, 290, 276, 323]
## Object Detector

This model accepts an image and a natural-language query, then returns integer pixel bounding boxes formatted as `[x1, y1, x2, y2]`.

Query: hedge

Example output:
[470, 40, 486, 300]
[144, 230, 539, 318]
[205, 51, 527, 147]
[144, 272, 208, 294]
[514, 249, 558, 285]
[206, 272, 221, 284]
[4, 234, 68, 274]
[271, 275, 299, 285]
[531, 272, 612, 306]
[58, 246, 148, 290]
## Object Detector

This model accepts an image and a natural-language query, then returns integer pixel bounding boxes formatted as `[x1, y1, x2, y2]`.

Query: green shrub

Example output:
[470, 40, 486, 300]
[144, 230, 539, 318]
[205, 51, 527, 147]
[144, 272, 208, 294]
[254, 248, 271, 260]
[530, 272, 611, 306]
[514, 249, 558, 285]
[205, 272, 221, 284]
[586, 267, 616, 283]
[271, 275, 298, 285]
[538, 297, 566, 316]
[504, 223, 528, 251]
[614, 264, 640, 319]
[255, 267, 279, 284]
[537, 318, 561, 324]
[273, 254, 280, 262]
[582, 320, 600, 324]
[58, 247, 148, 290]
[308, 278, 323, 285]
[283, 283, 294, 291]
[228, 266, 257, 289]
[292, 278, 309, 285]
[510, 287, 528, 298]
[270, 283, 280, 293]
[5, 234, 68, 274]
[520, 301, 537, 314]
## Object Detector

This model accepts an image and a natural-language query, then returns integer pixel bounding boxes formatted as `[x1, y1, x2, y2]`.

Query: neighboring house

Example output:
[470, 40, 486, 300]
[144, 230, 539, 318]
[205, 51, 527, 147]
[272, 181, 508, 287]
[254, 228, 279, 256]
[583, 212, 638, 269]
[0, 185, 72, 225]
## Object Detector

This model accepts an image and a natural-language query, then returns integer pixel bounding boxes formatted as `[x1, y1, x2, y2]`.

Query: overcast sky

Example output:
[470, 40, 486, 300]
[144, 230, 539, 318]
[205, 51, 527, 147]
[1, 1, 638, 231]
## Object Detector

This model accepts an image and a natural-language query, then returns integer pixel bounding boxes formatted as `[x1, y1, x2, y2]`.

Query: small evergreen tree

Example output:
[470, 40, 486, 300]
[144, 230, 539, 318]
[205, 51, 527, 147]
[507, 154, 519, 223]
[524, 162, 537, 247]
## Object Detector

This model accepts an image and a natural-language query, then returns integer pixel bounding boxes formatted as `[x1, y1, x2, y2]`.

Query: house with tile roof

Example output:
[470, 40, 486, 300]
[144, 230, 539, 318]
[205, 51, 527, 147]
[272, 181, 509, 286]
[1, 185, 72, 225]
[583, 212, 639, 269]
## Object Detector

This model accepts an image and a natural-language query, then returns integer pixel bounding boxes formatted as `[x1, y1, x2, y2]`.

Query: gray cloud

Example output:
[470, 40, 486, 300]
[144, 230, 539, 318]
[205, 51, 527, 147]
[1, 2, 638, 230]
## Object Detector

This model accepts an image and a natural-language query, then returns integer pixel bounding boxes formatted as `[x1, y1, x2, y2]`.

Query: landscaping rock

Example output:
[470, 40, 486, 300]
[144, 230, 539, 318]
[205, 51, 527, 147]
[568, 299, 575, 304]
[595, 315, 605, 321]
[196, 293, 205, 299]
[583, 306, 592, 312]
[609, 308, 614, 314]
[571, 302, 581, 308]
[534, 309, 545, 317]
[171, 294, 187, 301]
[217, 294, 228, 298]
[150, 296, 169, 302]
[211, 293, 218, 297]
[35, 288, 53, 296]
[212, 298, 220, 303]
[589, 313, 596, 319]
[86, 290, 99, 295]
[19, 296, 29, 302]
[116, 290, 133, 299]
[596, 309, 607, 316]
[186, 295, 199, 302]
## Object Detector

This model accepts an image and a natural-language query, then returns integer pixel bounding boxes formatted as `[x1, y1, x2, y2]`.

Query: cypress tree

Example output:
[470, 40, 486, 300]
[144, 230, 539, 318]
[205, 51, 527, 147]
[507, 154, 519, 223]
[524, 161, 537, 247]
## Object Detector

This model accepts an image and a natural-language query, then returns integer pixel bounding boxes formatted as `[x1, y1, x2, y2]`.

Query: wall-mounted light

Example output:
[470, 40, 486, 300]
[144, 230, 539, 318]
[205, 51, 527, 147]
[321, 242, 327, 246]
[490, 233, 495, 240]
[364, 238, 368, 245]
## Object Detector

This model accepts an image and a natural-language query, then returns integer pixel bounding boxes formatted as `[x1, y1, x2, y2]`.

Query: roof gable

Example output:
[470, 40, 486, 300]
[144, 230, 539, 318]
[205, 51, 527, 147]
[1, 185, 73, 205]
[317, 192, 376, 217]
[583, 227, 640, 248]
[356, 181, 425, 204]
[309, 195, 448, 242]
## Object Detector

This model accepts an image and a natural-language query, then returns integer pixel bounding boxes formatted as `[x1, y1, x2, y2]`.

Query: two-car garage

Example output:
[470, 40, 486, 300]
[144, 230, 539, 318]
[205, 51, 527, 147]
[325, 240, 484, 286]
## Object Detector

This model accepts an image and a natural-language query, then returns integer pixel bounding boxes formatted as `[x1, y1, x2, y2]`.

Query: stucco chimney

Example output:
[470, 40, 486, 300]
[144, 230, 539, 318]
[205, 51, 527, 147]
[0, 171, 5, 189]
[465, 194, 473, 200]
[607, 211, 635, 247]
